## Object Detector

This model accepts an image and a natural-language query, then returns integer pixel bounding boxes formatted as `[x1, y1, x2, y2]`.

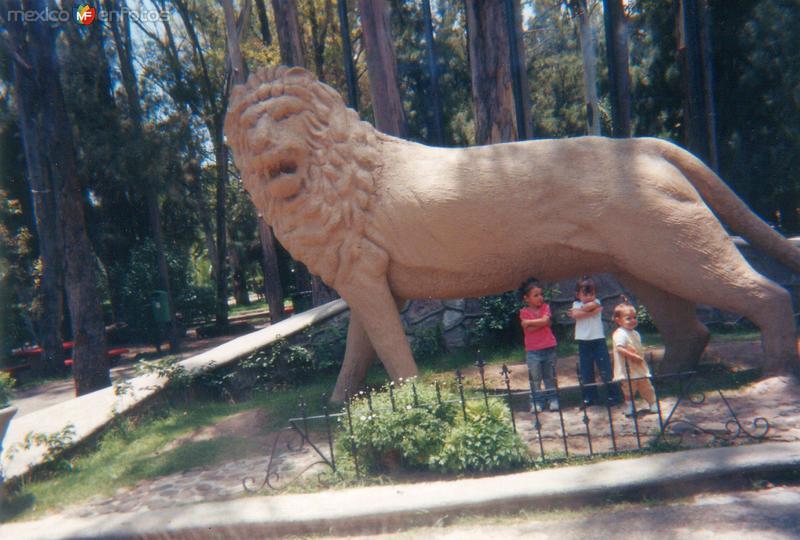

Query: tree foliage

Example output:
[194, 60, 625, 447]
[1, 0, 799, 363]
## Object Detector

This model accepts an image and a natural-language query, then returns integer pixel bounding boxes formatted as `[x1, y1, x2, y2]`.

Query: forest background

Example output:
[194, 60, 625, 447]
[0, 0, 797, 393]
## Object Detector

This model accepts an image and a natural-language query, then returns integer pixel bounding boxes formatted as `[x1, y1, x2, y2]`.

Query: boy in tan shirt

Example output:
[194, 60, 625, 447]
[612, 300, 657, 417]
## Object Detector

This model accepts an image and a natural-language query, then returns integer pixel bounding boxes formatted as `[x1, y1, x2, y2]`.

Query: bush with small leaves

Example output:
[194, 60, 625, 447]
[337, 380, 530, 475]
[239, 338, 315, 388]
[336, 380, 457, 472]
[0, 372, 14, 408]
[8, 423, 77, 472]
[410, 325, 445, 364]
[432, 400, 531, 473]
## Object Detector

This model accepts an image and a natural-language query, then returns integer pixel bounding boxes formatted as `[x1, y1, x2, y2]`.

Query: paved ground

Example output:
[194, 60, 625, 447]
[326, 484, 800, 539]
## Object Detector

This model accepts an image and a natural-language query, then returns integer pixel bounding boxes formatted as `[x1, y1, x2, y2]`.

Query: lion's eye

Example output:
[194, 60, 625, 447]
[274, 110, 296, 122]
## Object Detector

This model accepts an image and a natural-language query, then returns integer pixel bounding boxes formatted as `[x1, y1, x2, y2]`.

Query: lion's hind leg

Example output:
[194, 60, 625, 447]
[331, 316, 377, 403]
[615, 223, 797, 373]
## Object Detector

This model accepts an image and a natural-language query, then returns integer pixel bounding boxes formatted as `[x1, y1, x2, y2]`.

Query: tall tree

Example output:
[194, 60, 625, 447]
[358, 0, 408, 137]
[303, 0, 334, 81]
[104, 0, 180, 351]
[271, 0, 306, 67]
[421, 0, 444, 145]
[5, 0, 110, 394]
[568, 0, 602, 135]
[2, 6, 64, 377]
[603, 0, 632, 137]
[677, 0, 717, 168]
[465, 0, 530, 144]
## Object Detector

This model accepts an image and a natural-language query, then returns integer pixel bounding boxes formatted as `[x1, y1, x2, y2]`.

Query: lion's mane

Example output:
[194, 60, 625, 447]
[225, 66, 390, 286]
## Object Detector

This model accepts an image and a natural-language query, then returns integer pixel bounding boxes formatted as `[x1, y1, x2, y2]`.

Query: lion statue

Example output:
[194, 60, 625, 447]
[226, 65, 800, 402]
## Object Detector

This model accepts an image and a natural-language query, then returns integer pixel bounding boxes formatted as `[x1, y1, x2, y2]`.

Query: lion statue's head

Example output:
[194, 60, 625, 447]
[225, 66, 387, 285]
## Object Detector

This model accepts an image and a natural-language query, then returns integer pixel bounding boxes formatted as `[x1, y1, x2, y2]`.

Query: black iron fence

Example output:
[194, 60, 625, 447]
[243, 355, 771, 493]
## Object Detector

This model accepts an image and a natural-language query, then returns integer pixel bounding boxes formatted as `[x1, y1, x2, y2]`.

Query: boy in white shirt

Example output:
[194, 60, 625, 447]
[568, 276, 621, 407]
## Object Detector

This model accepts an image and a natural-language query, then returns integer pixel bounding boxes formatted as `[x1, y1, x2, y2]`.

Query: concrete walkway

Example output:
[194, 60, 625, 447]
[1, 300, 347, 480]
[1, 441, 799, 539]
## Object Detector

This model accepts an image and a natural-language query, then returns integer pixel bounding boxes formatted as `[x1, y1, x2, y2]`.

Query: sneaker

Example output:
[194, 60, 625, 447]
[549, 401, 560, 412]
[647, 403, 659, 414]
[624, 405, 636, 418]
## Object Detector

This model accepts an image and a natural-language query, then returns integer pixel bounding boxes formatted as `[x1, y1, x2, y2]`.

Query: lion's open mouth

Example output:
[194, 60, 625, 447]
[268, 160, 298, 180]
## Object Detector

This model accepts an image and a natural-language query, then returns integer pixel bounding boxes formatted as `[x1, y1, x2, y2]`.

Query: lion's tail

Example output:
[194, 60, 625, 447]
[656, 139, 800, 273]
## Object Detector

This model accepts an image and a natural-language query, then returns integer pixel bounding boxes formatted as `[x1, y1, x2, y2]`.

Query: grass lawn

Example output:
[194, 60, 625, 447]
[0, 377, 338, 522]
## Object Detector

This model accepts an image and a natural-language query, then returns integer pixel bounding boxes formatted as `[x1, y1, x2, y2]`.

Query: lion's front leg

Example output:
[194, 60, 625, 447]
[334, 277, 418, 399]
[331, 296, 409, 403]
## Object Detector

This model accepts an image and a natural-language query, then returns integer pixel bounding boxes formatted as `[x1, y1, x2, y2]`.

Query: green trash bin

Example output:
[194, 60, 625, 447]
[150, 290, 170, 323]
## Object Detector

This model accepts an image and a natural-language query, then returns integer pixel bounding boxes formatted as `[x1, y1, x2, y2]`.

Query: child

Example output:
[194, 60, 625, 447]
[519, 278, 559, 412]
[568, 276, 621, 407]
[612, 299, 657, 417]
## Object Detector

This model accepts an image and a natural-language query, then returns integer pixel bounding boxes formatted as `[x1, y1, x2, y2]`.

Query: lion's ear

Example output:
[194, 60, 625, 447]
[329, 106, 351, 144]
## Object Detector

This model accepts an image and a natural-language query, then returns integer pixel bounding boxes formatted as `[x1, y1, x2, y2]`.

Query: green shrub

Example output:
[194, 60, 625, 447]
[468, 286, 560, 346]
[109, 241, 213, 341]
[432, 400, 531, 473]
[175, 285, 216, 326]
[336, 380, 457, 472]
[468, 291, 524, 345]
[0, 371, 14, 407]
[239, 338, 315, 388]
[304, 323, 348, 373]
[636, 304, 657, 332]
[410, 325, 445, 364]
[336, 380, 530, 475]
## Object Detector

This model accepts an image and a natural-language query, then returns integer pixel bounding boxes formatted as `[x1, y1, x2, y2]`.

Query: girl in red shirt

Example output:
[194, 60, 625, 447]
[519, 278, 559, 412]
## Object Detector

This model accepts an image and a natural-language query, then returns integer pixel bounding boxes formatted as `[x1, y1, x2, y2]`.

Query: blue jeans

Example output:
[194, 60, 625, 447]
[527, 347, 558, 410]
[578, 339, 621, 404]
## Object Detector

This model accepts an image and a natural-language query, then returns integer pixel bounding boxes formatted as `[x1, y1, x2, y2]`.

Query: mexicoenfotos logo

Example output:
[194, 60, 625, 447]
[73, 1, 97, 25]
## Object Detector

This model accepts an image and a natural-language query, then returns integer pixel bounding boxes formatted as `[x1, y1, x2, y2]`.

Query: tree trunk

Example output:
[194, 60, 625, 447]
[8, 17, 65, 377]
[677, 0, 709, 162]
[699, 0, 718, 172]
[308, 0, 333, 81]
[677, 0, 718, 169]
[229, 246, 250, 306]
[421, 0, 444, 145]
[185, 164, 219, 281]
[465, 0, 530, 144]
[214, 139, 229, 328]
[8, 0, 110, 394]
[570, 0, 601, 136]
[106, 0, 180, 351]
[254, 0, 272, 47]
[602, 0, 631, 137]
[271, 0, 306, 67]
[337, 0, 360, 109]
[358, 0, 407, 137]
[257, 218, 285, 322]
